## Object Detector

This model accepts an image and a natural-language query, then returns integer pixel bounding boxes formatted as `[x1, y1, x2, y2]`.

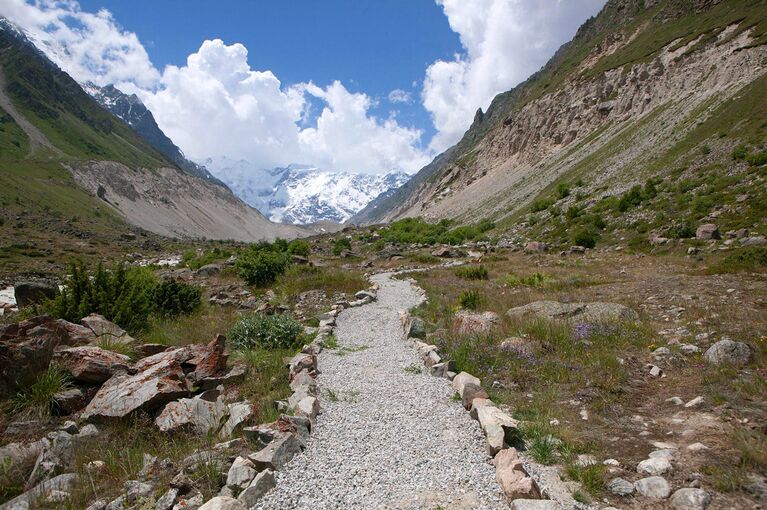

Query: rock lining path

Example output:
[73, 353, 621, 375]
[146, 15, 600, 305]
[255, 272, 505, 509]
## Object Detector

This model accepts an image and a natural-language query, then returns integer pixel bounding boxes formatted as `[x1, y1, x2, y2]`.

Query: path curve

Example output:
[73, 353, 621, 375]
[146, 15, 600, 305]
[255, 272, 505, 510]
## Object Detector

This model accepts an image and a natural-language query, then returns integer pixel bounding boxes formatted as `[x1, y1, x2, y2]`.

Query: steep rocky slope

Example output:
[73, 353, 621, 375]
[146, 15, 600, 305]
[0, 19, 305, 243]
[353, 0, 767, 227]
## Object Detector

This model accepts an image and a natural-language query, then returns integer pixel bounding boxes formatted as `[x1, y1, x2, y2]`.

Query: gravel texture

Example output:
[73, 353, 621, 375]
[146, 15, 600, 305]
[254, 272, 506, 509]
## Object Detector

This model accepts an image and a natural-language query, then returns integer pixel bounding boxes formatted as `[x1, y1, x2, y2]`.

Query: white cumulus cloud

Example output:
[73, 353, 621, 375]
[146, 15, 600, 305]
[424, 0, 606, 152]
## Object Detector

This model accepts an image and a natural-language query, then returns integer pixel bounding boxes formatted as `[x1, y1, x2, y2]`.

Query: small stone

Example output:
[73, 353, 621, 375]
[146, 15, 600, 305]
[687, 443, 709, 452]
[666, 397, 684, 405]
[603, 458, 620, 467]
[198, 496, 247, 510]
[634, 476, 672, 499]
[684, 396, 704, 408]
[649, 449, 675, 459]
[670, 488, 712, 510]
[575, 454, 597, 467]
[649, 365, 663, 377]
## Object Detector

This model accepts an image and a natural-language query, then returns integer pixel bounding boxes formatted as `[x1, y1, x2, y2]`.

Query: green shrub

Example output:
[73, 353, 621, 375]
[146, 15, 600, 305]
[531, 198, 554, 212]
[152, 280, 201, 317]
[228, 313, 304, 350]
[668, 222, 696, 239]
[747, 151, 767, 166]
[455, 265, 489, 280]
[709, 247, 767, 274]
[287, 239, 311, 257]
[565, 205, 583, 220]
[47, 262, 155, 333]
[617, 185, 644, 212]
[237, 248, 291, 286]
[505, 272, 551, 287]
[572, 228, 600, 249]
[732, 144, 748, 160]
[13, 366, 71, 415]
[181, 247, 232, 270]
[459, 290, 482, 310]
[557, 183, 571, 199]
[333, 238, 352, 255]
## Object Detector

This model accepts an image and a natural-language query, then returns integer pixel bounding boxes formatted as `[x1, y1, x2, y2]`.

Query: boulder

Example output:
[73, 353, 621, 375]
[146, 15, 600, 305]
[237, 469, 276, 507]
[186, 335, 229, 384]
[82, 358, 189, 421]
[133, 343, 168, 358]
[195, 264, 223, 277]
[741, 236, 767, 247]
[0, 439, 48, 481]
[451, 371, 481, 396]
[638, 457, 672, 476]
[494, 448, 539, 501]
[155, 488, 179, 510]
[52, 346, 131, 384]
[476, 405, 520, 455]
[405, 317, 426, 339]
[287, 353, 317, 379]
[294, 396, 320, 421]
[695, 224, 720, 240]
[226, 456, 256, 490]
[13, 281, 58, 308]
[499, 337, 539, 356]
[1, 473, 78, 509]
[507, 300, 638, 324]
[81, 314, 135, 345]
[198, 497, 247, 510]
[524, 242, 548, 253]
[432, 247, 453, 258]
[670, 488, 711, 510]
[703, 339, 752, 366]
[197, 364, 248, 391]
[220, 402, 255, 438]
[155, 395, 228, 434]
[634, 476, 671, 499]
[0, 316, 95, 394]
[510, 501, 561, 510]
[248, 432, 303, 471]
[453, 310, 500, 336]
[52, 388, 89, 415]
[461, 383, 489, 410]
[608, 477, 635, 496]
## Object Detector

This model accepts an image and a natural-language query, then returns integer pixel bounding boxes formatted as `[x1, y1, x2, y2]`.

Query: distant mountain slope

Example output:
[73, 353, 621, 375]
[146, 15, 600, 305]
[0, 18, 305, 242]
[201, 158, 410, 224]
[352, 0, 767, 226]
[83, 82, 224, 186]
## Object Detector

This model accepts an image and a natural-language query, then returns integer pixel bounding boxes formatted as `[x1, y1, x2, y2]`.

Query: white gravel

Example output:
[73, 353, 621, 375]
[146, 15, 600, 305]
[254, 272, 506, 510]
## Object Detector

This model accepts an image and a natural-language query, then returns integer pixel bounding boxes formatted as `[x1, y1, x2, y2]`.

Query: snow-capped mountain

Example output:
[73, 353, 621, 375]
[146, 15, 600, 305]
[199, 157, 410, 224]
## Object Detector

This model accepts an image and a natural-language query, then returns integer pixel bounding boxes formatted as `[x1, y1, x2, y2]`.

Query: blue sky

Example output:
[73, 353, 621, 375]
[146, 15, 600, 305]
[76, 0, 462, 142]
[3, 0, 606, 174]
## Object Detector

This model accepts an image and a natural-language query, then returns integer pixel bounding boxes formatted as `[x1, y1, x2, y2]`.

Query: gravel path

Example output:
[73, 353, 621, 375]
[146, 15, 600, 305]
[255, 272, 505, 510]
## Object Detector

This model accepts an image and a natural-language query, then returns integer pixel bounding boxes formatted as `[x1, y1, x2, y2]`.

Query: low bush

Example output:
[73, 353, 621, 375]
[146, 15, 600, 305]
[709, 246, 767, 274]
[531, 198, 554, 212]
[459, 290, 482, 310]
[47, 262, 155, 333]
[152, 280, 201, 317]
[237, 248, 291, 286]
[455, 265, 489, 280]
[228, 313, 304, 350]
[557, 183, 571, 200]
[181, 247, 231, 270]
[287, 239, 311, 257]
[572, 227, 600, 249]
[667, 222, 696, 239]
[505, 272, 551, 288]
[333, 238, 352, 255]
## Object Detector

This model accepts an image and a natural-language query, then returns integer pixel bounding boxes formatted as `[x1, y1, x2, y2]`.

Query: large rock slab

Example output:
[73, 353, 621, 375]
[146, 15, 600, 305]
[155, 395, 228, 434]
[81, 314, 135, 345]
[453, 310, 500, 336]
[52, 346, 131, 383]
[1, 473, 78, 509]
[82, 359, 189, 421]
[13, 281, 58, 308]
[507, 300, 638, 324]
[248, 432, 303, 471]
[494, 448, 539, 501]
[0, 316, 95, 394]
[237, 469, 276, 507]
[198, 496, 247, 510]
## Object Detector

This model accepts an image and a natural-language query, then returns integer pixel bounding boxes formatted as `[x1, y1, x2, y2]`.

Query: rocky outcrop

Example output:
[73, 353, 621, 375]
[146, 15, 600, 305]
[507, 300, 638, 324]
[52, 346, 131, 383]
[0, 315, 96, 394]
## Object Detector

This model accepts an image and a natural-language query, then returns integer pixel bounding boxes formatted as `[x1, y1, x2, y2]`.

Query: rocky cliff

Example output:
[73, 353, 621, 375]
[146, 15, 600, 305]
[352, 0, 767, 226]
